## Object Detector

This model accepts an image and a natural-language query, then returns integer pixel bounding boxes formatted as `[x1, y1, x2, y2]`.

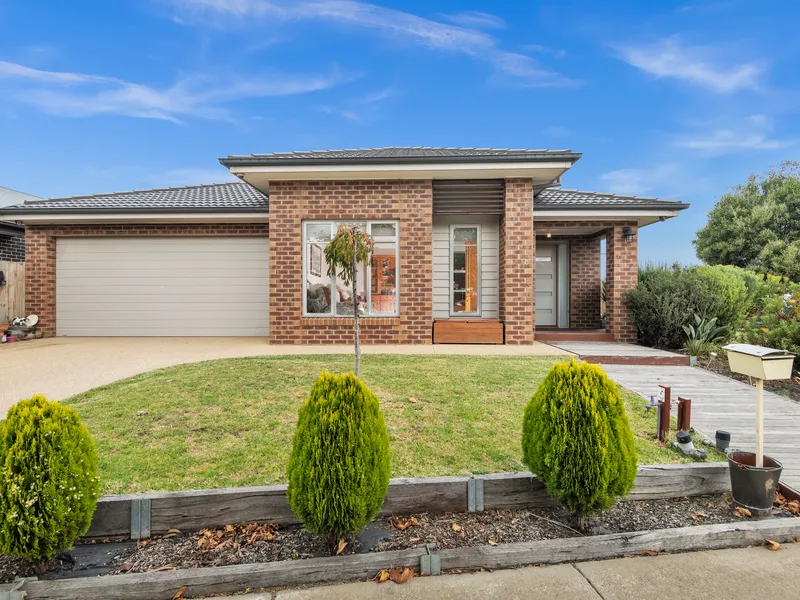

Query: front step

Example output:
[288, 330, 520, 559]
[535, 329, 614, 342]
[580, 355, 691, 366]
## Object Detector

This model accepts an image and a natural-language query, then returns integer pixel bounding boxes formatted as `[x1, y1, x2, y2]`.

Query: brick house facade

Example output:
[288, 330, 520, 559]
[1, 148, 688, 342]
[0, 233, 24, 262]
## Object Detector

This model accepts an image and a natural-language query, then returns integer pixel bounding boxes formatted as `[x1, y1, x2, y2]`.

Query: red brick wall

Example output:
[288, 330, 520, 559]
[606, 223, 638, 342]
[25, 223, 269, 337]
[268, 180, 433, 344]
[569, 236, 602, 329]
[500, 179, 534, 344]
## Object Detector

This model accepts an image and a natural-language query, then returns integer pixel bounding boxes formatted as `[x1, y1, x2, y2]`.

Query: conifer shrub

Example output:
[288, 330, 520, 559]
[522, 360, 637, 527]
[0, 395, 100, 567]
[287, 372, 390, 547]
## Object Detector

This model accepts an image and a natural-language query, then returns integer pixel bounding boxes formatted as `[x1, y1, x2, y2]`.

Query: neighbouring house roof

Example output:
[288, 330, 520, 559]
[0, 182, 268, 214]
[534, 188, 690, 211]
[220, 146, 582, 167]
[0, 186, 39, 234]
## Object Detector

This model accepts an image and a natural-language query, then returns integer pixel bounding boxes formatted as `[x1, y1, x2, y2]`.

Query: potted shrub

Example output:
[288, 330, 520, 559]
[723, 344, 795, 514]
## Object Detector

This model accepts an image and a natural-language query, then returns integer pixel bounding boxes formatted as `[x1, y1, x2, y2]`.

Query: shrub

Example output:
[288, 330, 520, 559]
[287, 372, 390, 547]
[522, 360, 637, 528]
[0, 395, 100, 567]
[624, 263, 749, 348]
[740, 289, 800, 366]
[682, 315, 728, 357]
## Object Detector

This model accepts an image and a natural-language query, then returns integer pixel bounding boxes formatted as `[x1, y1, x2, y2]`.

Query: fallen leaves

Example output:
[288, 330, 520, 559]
[376, 567, 414, 584]
[197, 522, 276, 553]
[451, 523, 462, 533]
[690, 512, 709, 521]
[172, 586, 187, 600]
[640, 549, 661, 557]
[388, 516, 421, 531]
[136, 410, 149, 416]
[765, 539, 782, 551]
[735, 506, 752, 518]
[487, 539, 498, 546]
[774, 493, 800, 516]
[335, 539, 347, 556]
[408, 397, 418, 404]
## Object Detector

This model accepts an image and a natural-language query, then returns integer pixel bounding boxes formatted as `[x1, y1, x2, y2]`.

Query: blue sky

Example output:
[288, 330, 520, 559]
[1, 0, 799, 264]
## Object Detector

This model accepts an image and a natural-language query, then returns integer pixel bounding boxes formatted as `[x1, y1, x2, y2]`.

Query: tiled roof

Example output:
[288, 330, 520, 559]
[535, 188, 689, 210]
[0, 182, 268, 213]
[221, 146, 581, 166]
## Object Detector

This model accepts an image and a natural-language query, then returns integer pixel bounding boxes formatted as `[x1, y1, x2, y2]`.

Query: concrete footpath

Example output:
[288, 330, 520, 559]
[210, 544, 800, 600]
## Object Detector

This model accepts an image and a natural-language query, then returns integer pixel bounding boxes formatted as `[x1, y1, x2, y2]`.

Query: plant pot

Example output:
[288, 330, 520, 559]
[727, 451, 783, 515]
[689, 356, 698, 366]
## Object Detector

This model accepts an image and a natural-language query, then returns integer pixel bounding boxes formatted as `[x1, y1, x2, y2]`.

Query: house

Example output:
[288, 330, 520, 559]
[0, 147, 688, 343]
[0, 186, 37, 262]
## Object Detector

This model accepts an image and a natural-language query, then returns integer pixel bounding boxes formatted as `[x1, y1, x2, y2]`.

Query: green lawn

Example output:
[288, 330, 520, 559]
[63, 355, 713, 494]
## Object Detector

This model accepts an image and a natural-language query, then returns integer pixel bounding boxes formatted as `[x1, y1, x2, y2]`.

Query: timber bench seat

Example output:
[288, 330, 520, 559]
[433, 318, 504, 344]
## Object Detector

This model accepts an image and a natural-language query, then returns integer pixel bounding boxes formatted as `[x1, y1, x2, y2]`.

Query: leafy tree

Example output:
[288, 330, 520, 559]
[695, 162, 800, 278]
[324, 224, 374, 376]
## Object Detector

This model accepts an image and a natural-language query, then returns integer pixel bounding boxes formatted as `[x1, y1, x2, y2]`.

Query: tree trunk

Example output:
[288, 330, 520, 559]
[352, 247, 361, 377]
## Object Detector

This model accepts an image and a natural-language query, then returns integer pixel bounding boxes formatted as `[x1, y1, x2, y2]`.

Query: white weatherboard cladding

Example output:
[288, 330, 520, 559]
[432, 215, 499, 319]
[56, 237, 269, 337]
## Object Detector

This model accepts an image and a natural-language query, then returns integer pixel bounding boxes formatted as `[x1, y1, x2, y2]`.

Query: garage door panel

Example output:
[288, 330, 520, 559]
[56, 237, 270, 337]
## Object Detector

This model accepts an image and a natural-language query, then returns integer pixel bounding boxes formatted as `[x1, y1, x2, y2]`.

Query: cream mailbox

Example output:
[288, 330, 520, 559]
[723, 344, 795, 513]
[724, 344, 795, 381]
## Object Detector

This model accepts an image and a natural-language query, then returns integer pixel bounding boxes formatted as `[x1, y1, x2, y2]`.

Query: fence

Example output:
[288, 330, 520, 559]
[0, 260, 25, 323]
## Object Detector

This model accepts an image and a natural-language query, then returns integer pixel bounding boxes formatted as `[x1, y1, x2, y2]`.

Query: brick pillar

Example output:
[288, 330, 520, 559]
[570, 236, 602, 329]
[500, 179, 534, 344]
[606, 224, 638, 342]
[24, 227, 57, 337]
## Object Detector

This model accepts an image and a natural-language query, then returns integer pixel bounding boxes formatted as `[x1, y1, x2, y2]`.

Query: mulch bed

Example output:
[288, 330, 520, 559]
[699, 356, 800, 403]
[4, 492, 797, 584]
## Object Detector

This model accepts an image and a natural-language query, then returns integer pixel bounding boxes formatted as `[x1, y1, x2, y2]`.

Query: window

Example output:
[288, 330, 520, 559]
[451, 225, 480, 315]
[303, 221, 399, 317]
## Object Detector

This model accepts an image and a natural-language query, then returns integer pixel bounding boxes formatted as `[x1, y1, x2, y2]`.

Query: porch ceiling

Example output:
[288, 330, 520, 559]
[536, 225, 607, 237]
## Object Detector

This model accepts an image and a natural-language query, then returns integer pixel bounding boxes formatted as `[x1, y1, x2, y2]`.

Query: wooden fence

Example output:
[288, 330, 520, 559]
[0, 260, 25, 323]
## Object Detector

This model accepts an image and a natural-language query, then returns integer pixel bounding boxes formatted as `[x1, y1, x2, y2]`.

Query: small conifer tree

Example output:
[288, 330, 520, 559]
[522, 360, 637, 529]
[0, 395, 100, 568]
[287, 372, 390, 550]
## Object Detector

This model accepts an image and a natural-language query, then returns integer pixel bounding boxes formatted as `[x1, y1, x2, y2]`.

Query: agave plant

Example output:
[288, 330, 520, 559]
[682, 314, 728, 357]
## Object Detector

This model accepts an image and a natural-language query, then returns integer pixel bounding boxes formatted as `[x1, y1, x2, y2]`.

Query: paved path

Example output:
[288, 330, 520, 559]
[604, 364, 800, 488]
[209, 544, 800, 600]
[0, 338, 569, 416]
[547, 341, 682, 358]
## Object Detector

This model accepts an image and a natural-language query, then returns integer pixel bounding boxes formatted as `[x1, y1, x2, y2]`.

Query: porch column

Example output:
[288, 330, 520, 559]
[499, 179, 534, 344]
[606, 224, 638, 342]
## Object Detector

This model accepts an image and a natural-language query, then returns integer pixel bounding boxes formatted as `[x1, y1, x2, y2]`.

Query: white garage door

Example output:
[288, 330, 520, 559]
[56, 237, 270, 337]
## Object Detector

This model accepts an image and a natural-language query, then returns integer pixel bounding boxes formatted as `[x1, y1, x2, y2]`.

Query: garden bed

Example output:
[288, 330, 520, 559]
[2, 464, 800, 600]
[699, 355, 800, 403]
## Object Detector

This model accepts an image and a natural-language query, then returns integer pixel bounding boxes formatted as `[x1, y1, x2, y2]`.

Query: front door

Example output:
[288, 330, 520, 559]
[536, 244, 558, 327]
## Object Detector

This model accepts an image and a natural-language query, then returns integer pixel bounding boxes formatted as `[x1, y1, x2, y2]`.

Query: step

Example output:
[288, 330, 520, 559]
[535, 329, 614, 342]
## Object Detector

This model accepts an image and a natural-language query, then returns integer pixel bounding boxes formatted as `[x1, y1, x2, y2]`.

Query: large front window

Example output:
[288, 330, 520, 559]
[303, 221, 399, 317]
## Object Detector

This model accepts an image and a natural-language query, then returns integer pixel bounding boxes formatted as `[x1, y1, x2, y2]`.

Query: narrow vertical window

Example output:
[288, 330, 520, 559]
[451, 226, 479, 315]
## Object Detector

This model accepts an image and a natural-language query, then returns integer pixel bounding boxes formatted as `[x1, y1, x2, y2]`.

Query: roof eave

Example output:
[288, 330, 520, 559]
[219, 152, 583, 168]
[535, 202, 690, 211]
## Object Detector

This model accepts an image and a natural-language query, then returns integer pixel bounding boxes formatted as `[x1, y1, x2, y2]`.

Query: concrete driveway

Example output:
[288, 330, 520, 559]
[1, 338, 568, 416]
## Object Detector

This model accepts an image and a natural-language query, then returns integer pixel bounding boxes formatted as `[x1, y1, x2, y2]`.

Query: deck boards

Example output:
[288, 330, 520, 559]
[604, 364, 800, 489]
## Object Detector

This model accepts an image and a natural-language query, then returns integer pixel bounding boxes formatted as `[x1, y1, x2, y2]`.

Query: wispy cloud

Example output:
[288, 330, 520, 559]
[600, 163, 680, 196]
[615, 35, 763, 93]
[523, 44, 567, 59]
[674, 114, 794, 154]
[170, 0, 578, 88]
[544, 125, 571, 138]
[316, 86, 395, 122]
[439, 10, 505, 30]
[0, 61, 353, 122]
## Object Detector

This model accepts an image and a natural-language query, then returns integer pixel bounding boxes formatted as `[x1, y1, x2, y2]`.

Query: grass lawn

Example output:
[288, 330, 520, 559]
[64, 355, 715, 494]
